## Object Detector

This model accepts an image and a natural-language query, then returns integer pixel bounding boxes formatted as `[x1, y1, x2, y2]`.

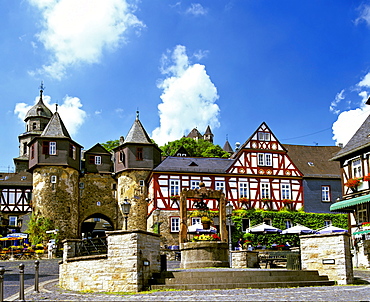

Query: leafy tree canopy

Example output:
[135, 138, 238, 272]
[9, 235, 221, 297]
[101, 140, 119, 152]
[161, 137, 230, 158]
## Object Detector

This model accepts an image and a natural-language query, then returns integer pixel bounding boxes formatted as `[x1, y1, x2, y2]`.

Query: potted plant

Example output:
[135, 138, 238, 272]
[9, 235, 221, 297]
[192, 233, 221, 242]
[282, 199, 294, 211]
[201, 216, 213, 229]
[261, 198, 273, 210]
[239, 197, 251, 209]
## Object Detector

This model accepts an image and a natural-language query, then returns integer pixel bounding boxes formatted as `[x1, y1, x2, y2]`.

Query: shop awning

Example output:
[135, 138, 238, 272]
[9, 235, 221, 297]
[353, 230, 370, 235]
[330, 194, 370, 212]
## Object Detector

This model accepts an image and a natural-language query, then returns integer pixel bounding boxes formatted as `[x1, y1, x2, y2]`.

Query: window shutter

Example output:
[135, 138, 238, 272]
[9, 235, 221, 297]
[42, 141, 49, 154]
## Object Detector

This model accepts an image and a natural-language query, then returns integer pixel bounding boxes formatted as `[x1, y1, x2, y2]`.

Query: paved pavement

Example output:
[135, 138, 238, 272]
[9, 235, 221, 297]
[3, 259, 370, 301]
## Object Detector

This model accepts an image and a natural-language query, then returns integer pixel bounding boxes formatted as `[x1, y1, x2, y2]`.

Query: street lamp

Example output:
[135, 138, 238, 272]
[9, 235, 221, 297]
[121, 198, 131, 231]
[226, 201, 233, 253]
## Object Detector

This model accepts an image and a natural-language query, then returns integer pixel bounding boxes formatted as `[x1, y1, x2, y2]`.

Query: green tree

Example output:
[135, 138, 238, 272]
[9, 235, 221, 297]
[101, 140, 119, 152]
[161, 137, 230, 158]
[26, 214, 56, 245]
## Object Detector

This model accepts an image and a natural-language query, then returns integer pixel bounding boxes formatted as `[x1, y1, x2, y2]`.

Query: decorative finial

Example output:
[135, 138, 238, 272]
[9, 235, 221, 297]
[55, 101, 58, 112]
[136, 110, 139, 120]
[39, 81, 45, 99]
[226, 134, 229, 141]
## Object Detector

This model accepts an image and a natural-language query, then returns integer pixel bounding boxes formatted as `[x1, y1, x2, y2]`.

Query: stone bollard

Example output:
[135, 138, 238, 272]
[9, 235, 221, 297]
[19, 263, 25, 302]
[34, 260, 40, 292]
[0, 267, 5, 302]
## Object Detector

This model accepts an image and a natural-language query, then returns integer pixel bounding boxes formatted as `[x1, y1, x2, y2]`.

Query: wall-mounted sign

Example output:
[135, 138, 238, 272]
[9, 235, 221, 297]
[322, 259, 335, 264]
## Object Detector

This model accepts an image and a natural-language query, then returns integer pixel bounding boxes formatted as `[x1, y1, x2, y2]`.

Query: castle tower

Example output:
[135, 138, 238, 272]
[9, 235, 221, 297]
[14, 84, 52, 172]
[203, 125, 214, 143]
[28, 110, 82, 240]
[113, 111, 161, 231]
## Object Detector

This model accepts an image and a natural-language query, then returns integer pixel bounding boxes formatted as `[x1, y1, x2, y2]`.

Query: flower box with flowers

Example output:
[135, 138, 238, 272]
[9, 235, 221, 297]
[344, 178, 362, 191]
[192, 234, 221, 242]
[362, 222, 370, 230]
[170, 195, 180, 201]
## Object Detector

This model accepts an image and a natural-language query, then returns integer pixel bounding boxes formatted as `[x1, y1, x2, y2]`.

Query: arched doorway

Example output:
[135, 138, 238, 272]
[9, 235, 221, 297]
[80, 213, 114, 239]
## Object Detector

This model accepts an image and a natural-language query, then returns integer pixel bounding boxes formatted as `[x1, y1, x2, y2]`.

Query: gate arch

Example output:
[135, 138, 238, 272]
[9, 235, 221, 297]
[80, 213, 114, 238]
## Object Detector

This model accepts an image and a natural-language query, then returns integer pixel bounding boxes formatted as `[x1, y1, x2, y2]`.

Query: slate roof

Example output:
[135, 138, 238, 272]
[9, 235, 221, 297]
[187, 128, 202, 139]
[41, 112, 71, 138]
[223, 140, 233, 153]
[153, 156, 235, 173]
[331, 113, 370, 160]
[204, 125, 213, 135]
[0, 171, 32, 187]
[283, 144, 341, 178]
[25, 91, 52, 120]
[124, 117, 152, 144]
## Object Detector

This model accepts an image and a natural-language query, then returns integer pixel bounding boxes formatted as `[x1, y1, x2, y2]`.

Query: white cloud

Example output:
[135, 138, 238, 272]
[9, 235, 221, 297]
[185, 3, 207, 16]
[152, 45, 220, 146]
[330, 89, 345, 115]
[332, 78, 370, 146]
[355, 4, 370, 26]
[14, 94, 86, 136]
[28, 0, 144, 80]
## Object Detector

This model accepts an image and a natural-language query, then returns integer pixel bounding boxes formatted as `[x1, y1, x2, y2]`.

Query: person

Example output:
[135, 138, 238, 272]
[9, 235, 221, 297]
[256, 243, 263, 249]
[236, 238, 243, 250]
[271, 242, 278, 249]
[47, 240, 55, 259]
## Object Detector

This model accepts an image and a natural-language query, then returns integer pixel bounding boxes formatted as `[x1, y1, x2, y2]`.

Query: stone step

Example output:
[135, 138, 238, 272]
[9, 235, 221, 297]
[150, 269, 334, 290]
[151, 280, 336, 290]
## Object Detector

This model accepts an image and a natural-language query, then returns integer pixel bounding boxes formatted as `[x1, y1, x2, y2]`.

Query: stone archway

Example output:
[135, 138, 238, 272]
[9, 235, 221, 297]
[80, 213, 114, 238]
[179, 183, 227, 244]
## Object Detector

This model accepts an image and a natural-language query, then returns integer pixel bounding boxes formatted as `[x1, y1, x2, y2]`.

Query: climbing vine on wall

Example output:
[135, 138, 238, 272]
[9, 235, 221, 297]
[26, 214, 57, 245]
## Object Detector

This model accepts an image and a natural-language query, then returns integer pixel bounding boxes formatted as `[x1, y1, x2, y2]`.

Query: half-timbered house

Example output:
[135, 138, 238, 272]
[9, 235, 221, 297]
[330, 113, 370, 267]
[147, 122, 305, 245]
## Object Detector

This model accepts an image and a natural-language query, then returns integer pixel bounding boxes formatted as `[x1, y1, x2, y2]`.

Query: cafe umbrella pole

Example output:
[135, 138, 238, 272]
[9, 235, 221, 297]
[226, 201, 233, 267]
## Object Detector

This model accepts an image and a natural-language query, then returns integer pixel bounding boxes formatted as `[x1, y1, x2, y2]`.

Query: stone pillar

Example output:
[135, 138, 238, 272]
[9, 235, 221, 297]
[300, 232, 353, 285]
[231, 250, 259, 268]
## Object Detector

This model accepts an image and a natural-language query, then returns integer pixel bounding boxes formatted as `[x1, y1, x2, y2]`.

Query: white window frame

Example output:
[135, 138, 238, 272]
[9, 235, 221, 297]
[352, 158, 362, 178]
[263, 218, 272, 225]
[191, 217, 201, 225]
[239, 182, 249, 198]
[358, 204, 368, 224]
[258, 153, 272, 166]
[50, 175, 57, 184]
[95, 156, 101, 165]
[261, 183, 270, 199]
[191, 181, 200, 190]
[9, 216, 17, 227]
[170, 180, 180, 196]
[170, 217, 180, 232]
[49, 141, 57, 155]
[285, 220, 292, 229]
[281, 184, 291, 200]
[324, 220, 332, 227]
[258, 132, 271, 141]
[215, 181, 225, 192]
[322, 186, 331, 202]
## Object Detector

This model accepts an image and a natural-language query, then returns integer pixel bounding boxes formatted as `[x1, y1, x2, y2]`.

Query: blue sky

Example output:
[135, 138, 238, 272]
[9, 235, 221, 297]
[2, 0, 370, 171]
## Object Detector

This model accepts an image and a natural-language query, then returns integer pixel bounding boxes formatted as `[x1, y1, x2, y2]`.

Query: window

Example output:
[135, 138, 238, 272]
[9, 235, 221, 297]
[31, 145, 35, 159]
[281, 184, 291, 200]
[51, 175, 57, 183]
[170, 180, 180, 196]
[49, 142, 56, 155]
[239, 182, 249, 198]
[23, 143, 27, 155]
[119, 151, 125, 163]
[191, 217, 201, 225]
[324, 220, 332, 227]
[258, 153, 272, 166]
[258, 132, 271, 141]
[352, 158, 362, 178]
[358, 203, 368, 224]
[42, 141, 56, 155]
[32, 122, 37, 130]
[94, 218, 101, 222]
[263, 218, 271, 225]
[322, 186, 331, 202]
[242, 218, 250, 232]
[261, 183, 270, 199]
[170, 217, 180, 232]
[9, 216, 17, 227]
[191, 181, 200, 190]
[136, 147, 143, 161]
[215, 182, 225, 192]
[285, 220, 292, 229]
[95, 156, 101, 165]
[69, 144, 76, 159]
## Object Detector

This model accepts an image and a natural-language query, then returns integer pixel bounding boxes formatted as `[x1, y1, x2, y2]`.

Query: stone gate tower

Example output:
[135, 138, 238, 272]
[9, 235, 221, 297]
[28, 110, 82, 240]
[113, 111, 162, 231]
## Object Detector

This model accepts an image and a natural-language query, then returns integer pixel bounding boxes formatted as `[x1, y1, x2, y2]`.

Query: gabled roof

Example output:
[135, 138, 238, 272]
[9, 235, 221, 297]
[153, 156, 235, 173]
[41, 112, 71, 138]
[187, 128, 202, 139]
[283, 144, 341, 178]
[0, 171, 32, 187]
[124, 114, 152, 144]
[85, 143, 112, 155]
[204, 125, 213, 135]
[25, 89, 52, 120]
[174, 146, 190, 157]
[331, 113, 370, 160]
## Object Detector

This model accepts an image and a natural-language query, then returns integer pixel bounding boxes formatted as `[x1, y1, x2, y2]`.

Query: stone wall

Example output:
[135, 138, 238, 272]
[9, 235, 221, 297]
[231, 250, 259, 268]
[32, 166, 79, 240]
[116, 170, 150, 231]
[79, 173, 118, 229]
[300, 232, 353, 285]
[59, 230, 161, 292]
[148, 210, 180, 247]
